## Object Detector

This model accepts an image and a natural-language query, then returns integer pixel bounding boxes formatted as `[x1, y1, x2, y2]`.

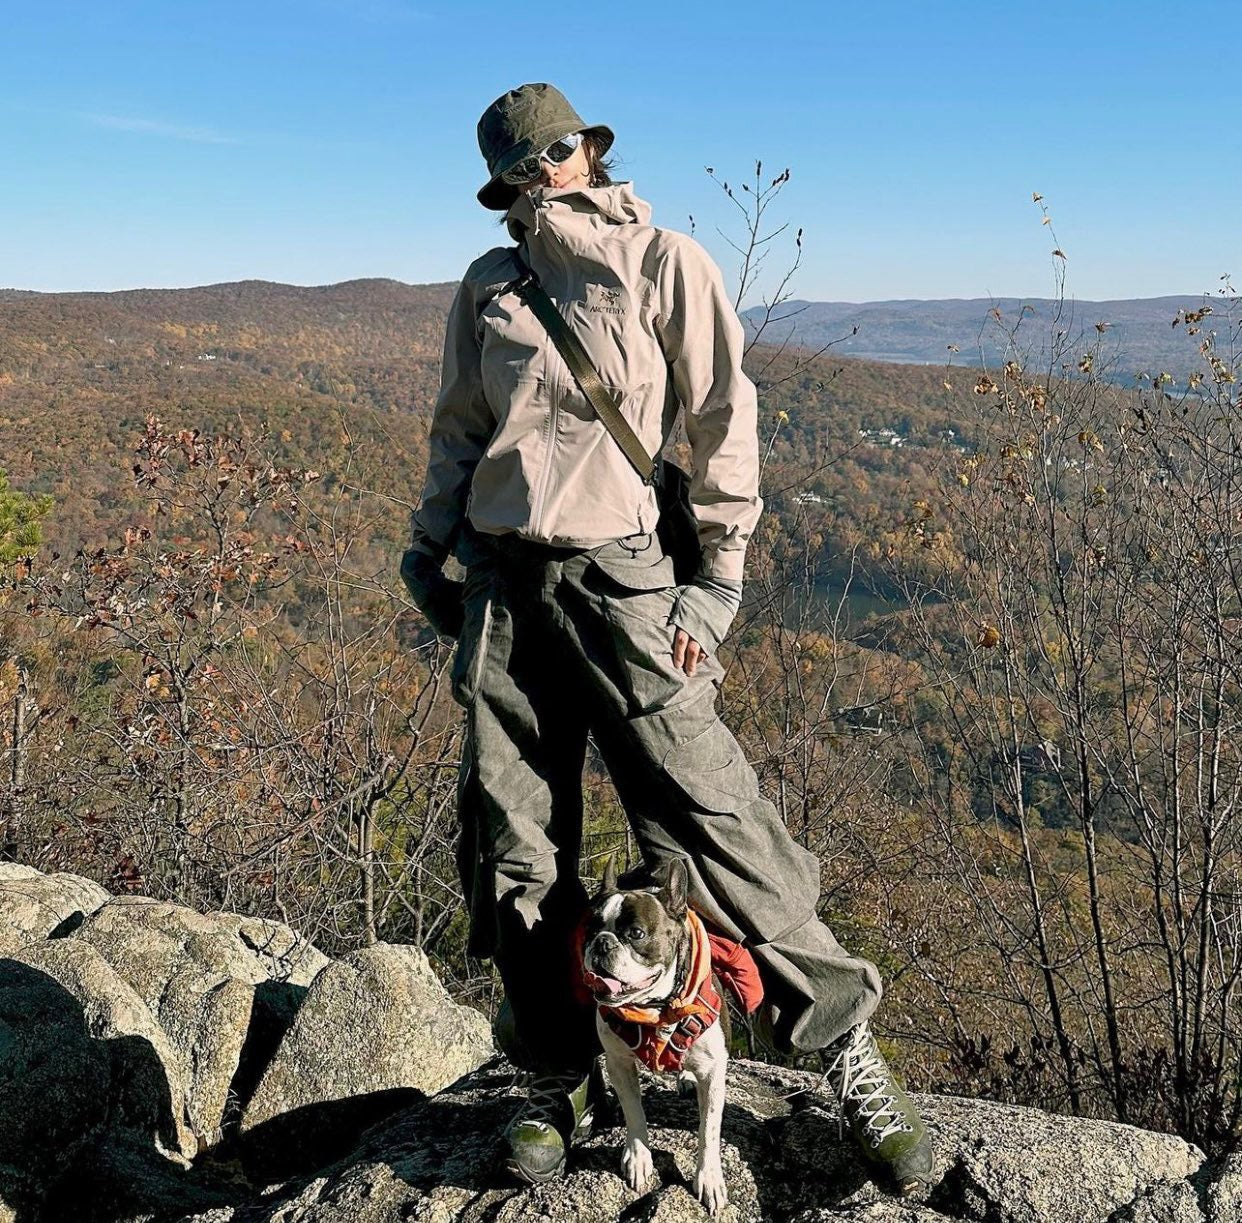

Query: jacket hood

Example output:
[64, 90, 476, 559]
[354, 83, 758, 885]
[505, 182, 652, 242]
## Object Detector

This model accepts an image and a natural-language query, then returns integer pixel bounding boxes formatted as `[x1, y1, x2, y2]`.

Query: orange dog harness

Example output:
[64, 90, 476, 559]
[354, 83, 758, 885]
[576, 909, 764, 1073]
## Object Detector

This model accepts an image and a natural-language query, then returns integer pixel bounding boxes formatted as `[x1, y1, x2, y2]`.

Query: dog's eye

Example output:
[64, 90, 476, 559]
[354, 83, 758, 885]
[627, 927, 647, 942]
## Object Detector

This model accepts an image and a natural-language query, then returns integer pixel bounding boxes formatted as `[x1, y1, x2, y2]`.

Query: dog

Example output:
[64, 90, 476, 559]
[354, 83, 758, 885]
[578, 856, 764, 1215]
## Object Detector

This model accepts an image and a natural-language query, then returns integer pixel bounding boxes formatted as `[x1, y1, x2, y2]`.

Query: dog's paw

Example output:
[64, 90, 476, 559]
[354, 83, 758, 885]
[693, 1159, 729, 1215]
[622, 1139, 654, 1193]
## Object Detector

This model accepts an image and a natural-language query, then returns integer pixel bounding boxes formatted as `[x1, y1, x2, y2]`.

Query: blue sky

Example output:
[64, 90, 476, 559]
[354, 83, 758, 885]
[2, 0, 1238, 303]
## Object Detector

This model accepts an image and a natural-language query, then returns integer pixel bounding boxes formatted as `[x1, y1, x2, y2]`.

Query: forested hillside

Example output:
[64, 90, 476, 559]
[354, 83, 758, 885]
[0, 279, 455, 552]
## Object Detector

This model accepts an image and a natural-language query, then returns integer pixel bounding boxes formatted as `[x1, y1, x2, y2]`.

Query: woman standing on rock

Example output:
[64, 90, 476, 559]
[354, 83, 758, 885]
[402, 81, 933, 1195]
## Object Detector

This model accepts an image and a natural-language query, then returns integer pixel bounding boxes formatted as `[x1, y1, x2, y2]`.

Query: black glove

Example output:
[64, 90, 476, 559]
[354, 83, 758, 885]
[400, 547, 465, 640]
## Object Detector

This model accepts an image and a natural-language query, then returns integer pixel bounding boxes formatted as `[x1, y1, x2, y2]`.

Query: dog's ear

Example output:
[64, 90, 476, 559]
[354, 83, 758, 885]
[599, 853, 618, 897]
[658, 857, 689, 919]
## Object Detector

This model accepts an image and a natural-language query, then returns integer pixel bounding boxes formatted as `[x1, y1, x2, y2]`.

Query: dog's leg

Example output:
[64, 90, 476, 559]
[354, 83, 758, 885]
[598, 1015, 654, 1193]
[684, 1022, 729, 1215]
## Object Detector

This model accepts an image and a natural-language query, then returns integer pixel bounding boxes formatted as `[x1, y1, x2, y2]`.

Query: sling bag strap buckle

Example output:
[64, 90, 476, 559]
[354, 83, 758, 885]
[501, 265, 540, 300]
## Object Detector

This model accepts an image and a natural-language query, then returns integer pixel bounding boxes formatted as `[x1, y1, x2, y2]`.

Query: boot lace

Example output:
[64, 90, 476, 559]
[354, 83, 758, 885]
[511, 1069, 588, 1132]
[820, 1022, 913, 1148]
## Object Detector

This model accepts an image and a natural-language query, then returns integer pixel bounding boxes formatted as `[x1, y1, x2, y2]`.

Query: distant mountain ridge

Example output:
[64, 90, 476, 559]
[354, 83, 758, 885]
[4, 280, 1218, 382]
[741, 294, 1221, 380]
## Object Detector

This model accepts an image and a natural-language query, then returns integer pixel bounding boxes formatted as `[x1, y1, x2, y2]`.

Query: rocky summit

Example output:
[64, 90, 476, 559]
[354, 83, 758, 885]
[0, 863, 1237, 1223]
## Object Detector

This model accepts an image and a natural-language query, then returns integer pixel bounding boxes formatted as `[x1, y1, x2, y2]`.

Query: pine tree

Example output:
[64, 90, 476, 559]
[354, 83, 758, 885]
[0, 470, 52, 566]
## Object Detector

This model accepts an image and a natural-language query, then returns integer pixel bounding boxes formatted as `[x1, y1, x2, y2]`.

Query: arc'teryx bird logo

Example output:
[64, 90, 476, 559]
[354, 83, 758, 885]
[588, 284, 626, 315]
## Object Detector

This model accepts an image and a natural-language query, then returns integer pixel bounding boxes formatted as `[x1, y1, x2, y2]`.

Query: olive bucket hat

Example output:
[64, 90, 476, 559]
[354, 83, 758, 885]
[476, 82, 614, 211]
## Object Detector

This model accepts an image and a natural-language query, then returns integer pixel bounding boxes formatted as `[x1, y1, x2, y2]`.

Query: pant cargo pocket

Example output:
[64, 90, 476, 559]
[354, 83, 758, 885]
[450, 565, 497, 707]
[588, 533, 677, 593]
[655, 718, 824, 945]
[661, 720, 763, 814]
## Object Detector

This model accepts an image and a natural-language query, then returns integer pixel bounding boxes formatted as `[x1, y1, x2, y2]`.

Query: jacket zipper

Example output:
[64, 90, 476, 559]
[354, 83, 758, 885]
[525, 228, 591, 539]
[530, 377, 561, 538]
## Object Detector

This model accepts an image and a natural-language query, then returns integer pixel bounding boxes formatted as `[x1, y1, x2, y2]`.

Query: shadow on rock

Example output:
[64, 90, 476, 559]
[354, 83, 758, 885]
[220, 979, 312, 1133]
[39, 1131, 244, 1223]
[238, 1085, 427, 1183]
[0, 958, 233, 1222]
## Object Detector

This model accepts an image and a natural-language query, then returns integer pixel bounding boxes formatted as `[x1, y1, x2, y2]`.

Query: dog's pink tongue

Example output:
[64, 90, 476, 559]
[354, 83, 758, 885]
[597, 976, 625, 996]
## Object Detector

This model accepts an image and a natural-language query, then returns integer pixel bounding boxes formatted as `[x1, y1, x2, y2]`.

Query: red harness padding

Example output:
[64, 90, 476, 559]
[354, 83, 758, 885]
[574, 908, 765, 1073]
[704, 930, 765, 1016]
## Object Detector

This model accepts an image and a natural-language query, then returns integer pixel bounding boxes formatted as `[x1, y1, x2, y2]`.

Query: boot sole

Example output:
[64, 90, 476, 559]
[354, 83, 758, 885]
[875, 1140, 935, 1197]
[896, 1176, 929, 1197]
[504, 1154, 566, 1185]
[860, 1157, 935, 1197]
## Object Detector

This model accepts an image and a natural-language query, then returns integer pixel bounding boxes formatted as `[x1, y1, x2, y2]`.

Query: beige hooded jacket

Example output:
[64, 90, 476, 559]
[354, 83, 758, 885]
[409, 182, 762, 590]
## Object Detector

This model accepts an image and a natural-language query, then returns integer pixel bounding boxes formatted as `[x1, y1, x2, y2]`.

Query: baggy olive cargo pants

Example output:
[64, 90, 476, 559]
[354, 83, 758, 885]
[451, 528, 882, 1075]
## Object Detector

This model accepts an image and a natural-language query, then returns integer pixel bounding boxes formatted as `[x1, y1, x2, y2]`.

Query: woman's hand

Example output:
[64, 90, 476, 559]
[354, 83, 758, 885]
[672, 627, 707, 676]
[666, 580, 739, 672]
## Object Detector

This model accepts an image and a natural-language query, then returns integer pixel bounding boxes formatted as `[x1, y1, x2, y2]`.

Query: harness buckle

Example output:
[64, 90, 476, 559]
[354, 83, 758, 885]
[669, 1013, 710, 1057]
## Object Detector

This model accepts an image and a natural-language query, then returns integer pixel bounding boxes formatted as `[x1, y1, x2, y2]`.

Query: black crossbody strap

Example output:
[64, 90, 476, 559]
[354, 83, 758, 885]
[503, 250, 657, 485]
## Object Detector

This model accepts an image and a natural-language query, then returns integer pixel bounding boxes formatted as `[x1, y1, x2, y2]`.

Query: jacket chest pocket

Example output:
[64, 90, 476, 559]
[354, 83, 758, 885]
[558, 378, 630, 425]
[478, 297, 551, 410]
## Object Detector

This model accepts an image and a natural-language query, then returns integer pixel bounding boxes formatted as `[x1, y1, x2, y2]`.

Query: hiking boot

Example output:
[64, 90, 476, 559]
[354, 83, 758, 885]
[822, 1021, 934, 1195]
[502, 1067, 598, 1185]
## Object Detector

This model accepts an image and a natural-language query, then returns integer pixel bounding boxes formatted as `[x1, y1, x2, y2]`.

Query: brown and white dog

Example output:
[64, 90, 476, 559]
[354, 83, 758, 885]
[578, 857, 762, 1216]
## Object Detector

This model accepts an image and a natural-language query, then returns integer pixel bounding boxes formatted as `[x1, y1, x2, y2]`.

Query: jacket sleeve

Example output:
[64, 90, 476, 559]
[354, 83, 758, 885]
[408, 274, 495, 565]
[654, 235, 763, 584]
